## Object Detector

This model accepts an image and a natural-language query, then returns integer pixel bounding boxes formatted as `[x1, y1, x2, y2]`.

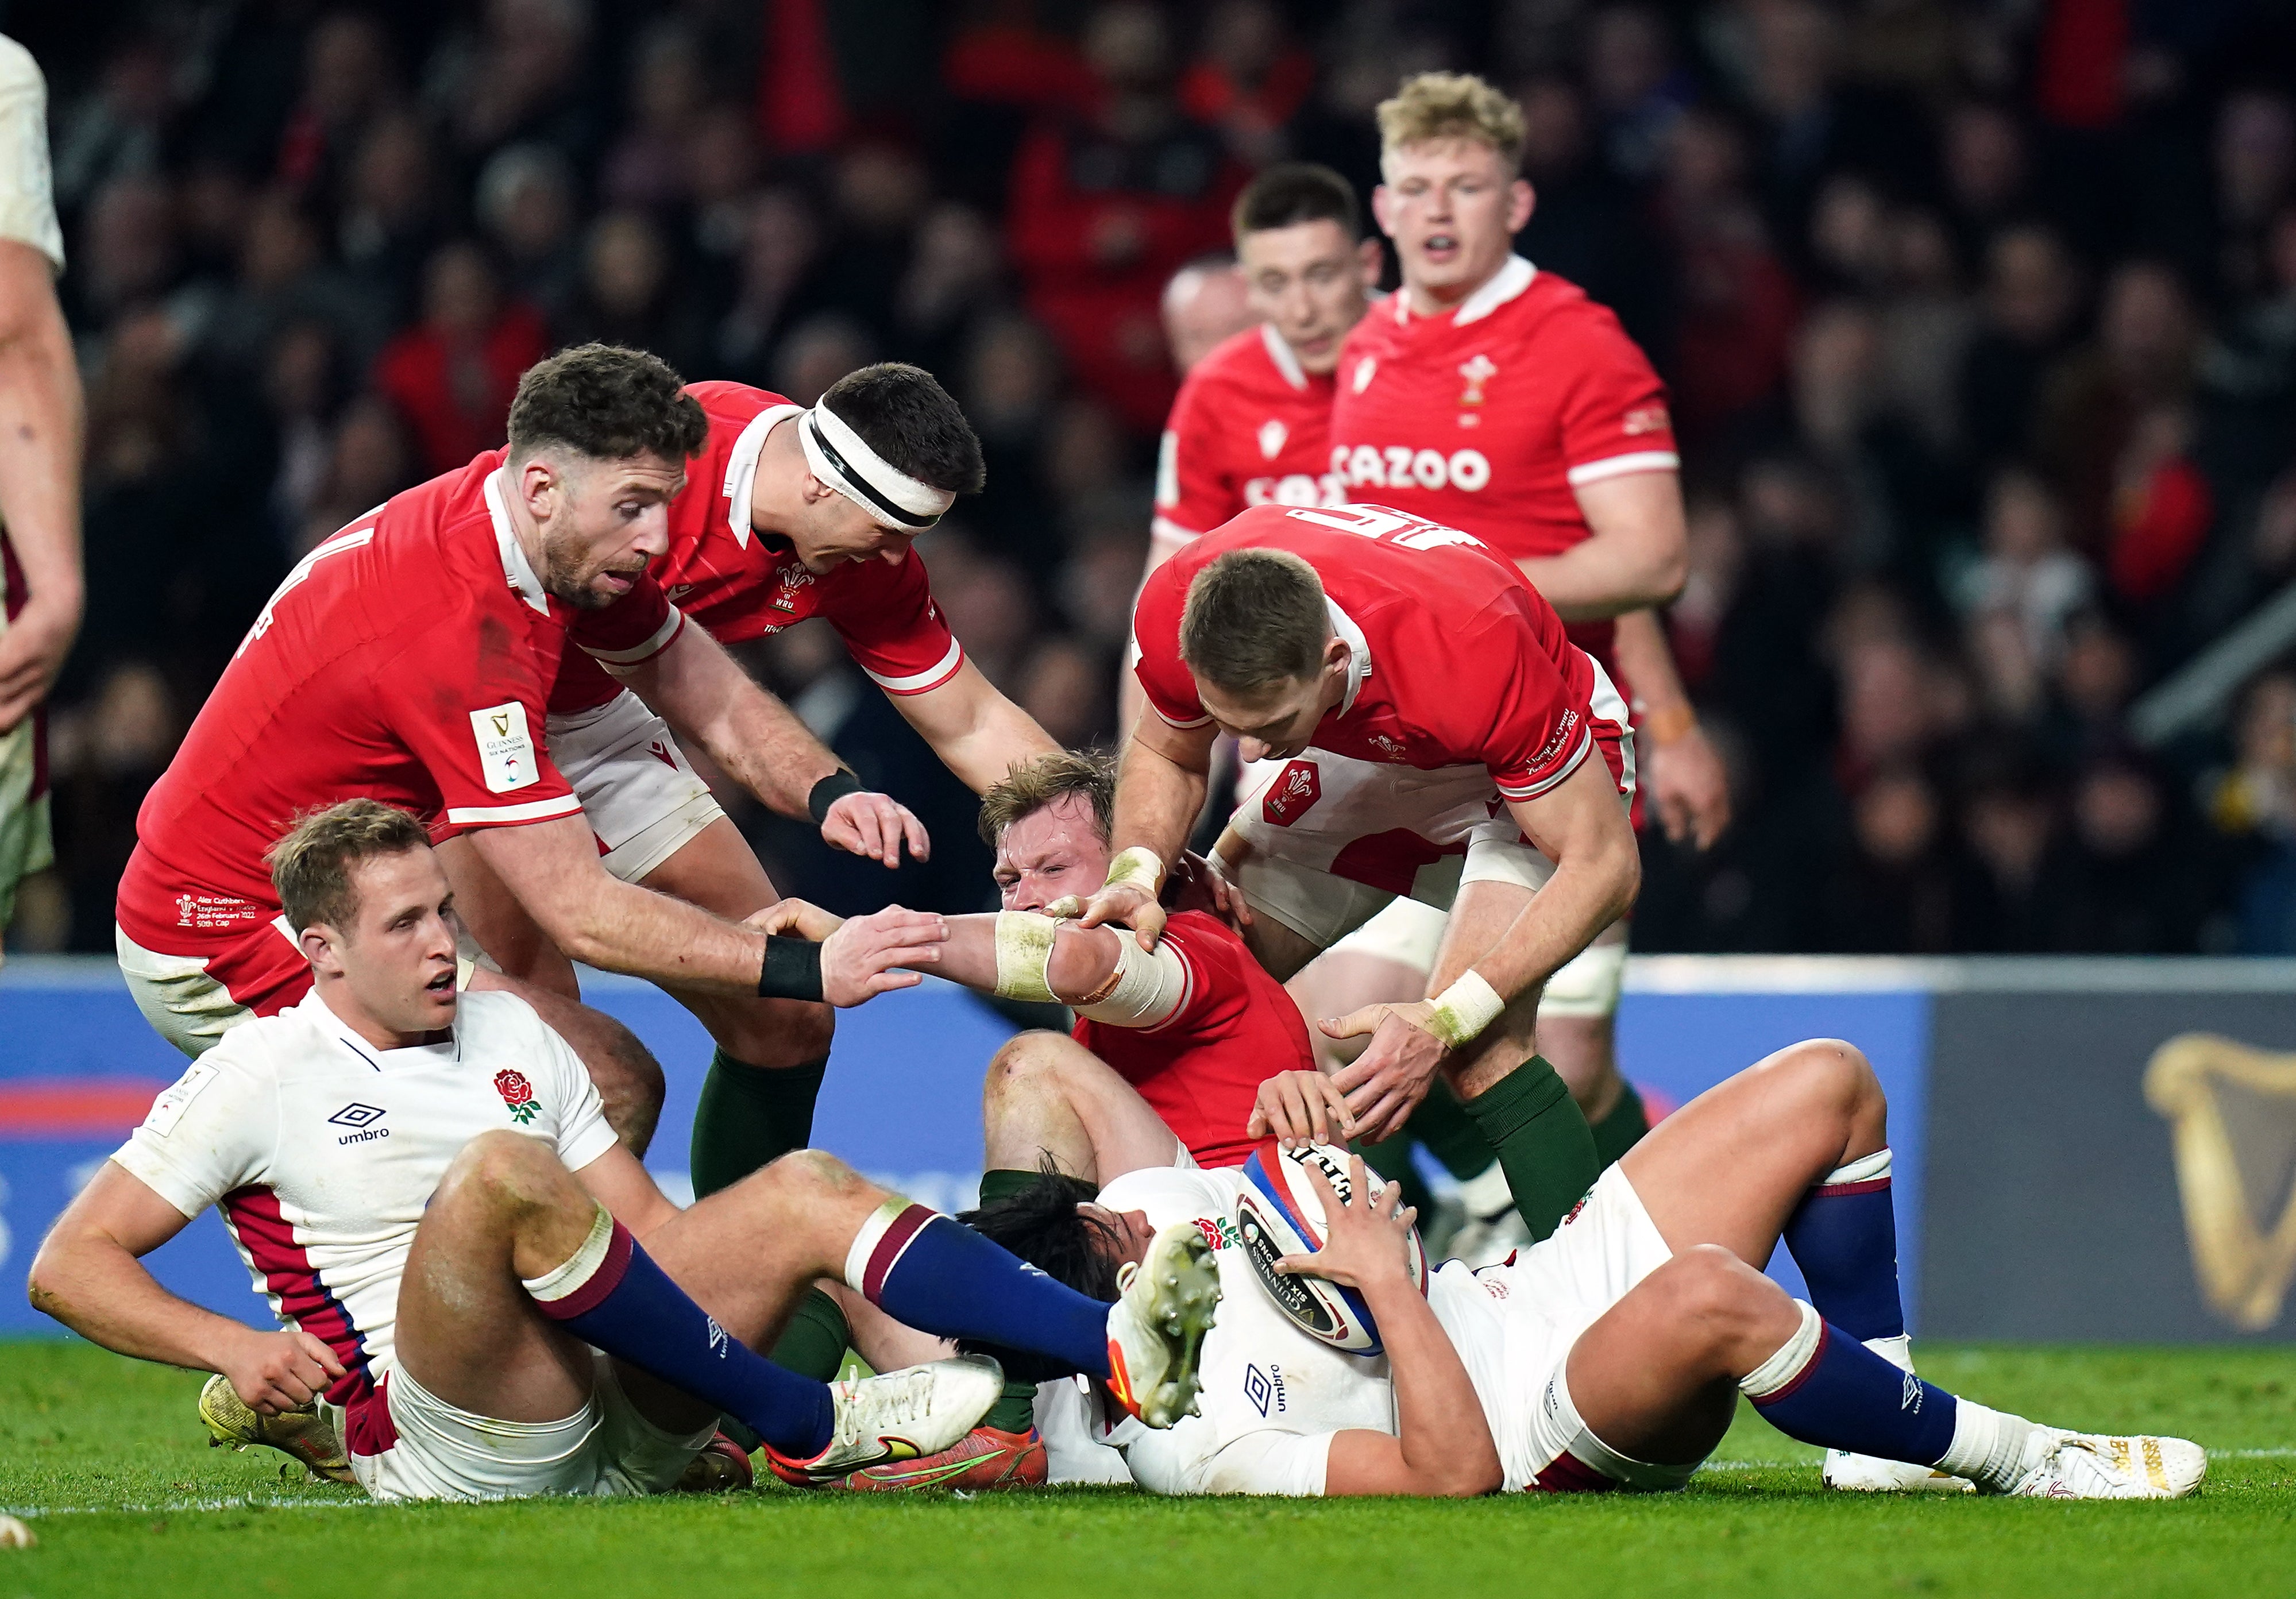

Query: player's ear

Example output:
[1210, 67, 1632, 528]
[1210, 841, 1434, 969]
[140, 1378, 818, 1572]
[1369, 183, 1396, 237]
[1508, 177, 1535, 232]
[1356, 236, 1384, 286]
[300, 922, 343, 976]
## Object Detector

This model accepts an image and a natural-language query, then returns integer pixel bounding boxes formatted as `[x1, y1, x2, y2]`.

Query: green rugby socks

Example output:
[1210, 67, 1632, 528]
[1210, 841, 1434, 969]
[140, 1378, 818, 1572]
[1460, 1056, 1600, 1241]
[690, 1050, 827, 1199]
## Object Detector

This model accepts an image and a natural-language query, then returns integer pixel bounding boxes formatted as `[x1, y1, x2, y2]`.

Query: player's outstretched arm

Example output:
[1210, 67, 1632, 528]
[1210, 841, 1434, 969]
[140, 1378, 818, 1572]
[472, 816, 946, 1001]
[886, 658, 1060, 795]
[1323, 756, 1639, 1140]
[1513, 469, 1688, 621]
[1283, 1158, 1500, 1497]
[0, 238, 83, 733]
[28, 1164, 345, 1414]
[1078, 712, 1217, 949]
[618, 621, 929, 866]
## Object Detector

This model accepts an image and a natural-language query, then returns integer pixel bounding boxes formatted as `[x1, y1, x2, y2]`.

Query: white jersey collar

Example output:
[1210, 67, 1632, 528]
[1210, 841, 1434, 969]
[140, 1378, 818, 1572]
[1329, 598, 1371, 716]
[299, 986, 460, 1071]
[484, 468, 552, 617]
[1259, 322, 1309, 392]
[1394, 254, 1538, 329]
[726, 405, 805, 550]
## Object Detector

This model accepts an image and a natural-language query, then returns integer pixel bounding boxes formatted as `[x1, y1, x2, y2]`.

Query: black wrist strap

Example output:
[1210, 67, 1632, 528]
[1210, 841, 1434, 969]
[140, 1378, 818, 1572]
[757, 936, 824, 1002]
[808, 769, 866, 825]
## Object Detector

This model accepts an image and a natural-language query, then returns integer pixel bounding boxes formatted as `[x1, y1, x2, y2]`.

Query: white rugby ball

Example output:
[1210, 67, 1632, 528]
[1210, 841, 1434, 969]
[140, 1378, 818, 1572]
[1233, 1138, 1428, 1356]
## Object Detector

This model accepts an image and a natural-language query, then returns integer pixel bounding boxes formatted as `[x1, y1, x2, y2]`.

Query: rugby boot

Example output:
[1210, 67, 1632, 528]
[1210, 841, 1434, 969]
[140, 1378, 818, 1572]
[198, 1372, 354, 1484]
[1103, 1222, 1221, 1429]
[2004, 1432, 2206, 1500]
[763, 1354, 1002, 1483]
[672, 1431, 756, 1493]
[832, 1423, 1048, 1491]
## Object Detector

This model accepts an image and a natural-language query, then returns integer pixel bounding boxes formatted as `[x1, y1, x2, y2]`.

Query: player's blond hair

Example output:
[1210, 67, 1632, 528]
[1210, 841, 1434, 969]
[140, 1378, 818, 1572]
[1180, 549, 1330, 694]
[978, 750, 1117, 848]
[269, 799, 433, 933]
[1376, 72, 1527, 173]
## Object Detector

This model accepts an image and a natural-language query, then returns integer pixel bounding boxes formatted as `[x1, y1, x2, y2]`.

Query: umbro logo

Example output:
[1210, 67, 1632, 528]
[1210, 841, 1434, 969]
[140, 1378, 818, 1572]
[330, 1102, 390, 1145]
[1901, 1371, 1924, 1412]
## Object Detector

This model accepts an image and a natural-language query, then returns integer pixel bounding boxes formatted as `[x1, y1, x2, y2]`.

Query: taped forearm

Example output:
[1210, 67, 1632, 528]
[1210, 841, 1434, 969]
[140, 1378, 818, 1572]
[986, 910, 1187, 1028]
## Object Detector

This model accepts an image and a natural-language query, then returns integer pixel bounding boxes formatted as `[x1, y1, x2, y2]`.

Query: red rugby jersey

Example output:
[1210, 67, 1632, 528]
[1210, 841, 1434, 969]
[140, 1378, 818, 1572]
[1131, 502, 1627, 806]
[550, 382, 962, 715]
[1327, 257, 1677, 670]
[1153, 322, 1345, 546]
[118, 455, 680, 951]
[1074, 909, 1313, 1169]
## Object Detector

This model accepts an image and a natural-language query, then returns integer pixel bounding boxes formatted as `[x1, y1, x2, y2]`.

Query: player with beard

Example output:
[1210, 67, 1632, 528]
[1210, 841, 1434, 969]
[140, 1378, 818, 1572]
[1326, 74, 1731, 1236]
[433, 364, 1059, 1211]
[113, 346, 941, 1150]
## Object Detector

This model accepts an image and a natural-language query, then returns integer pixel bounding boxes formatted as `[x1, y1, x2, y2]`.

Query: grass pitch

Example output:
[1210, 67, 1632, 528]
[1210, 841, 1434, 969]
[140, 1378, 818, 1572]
[3, 1339, 2293, 1598]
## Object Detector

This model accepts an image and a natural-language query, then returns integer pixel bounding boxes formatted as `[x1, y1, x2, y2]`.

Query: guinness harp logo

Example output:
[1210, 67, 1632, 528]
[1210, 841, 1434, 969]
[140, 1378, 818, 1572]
[2144, 1034, 2296, 1330]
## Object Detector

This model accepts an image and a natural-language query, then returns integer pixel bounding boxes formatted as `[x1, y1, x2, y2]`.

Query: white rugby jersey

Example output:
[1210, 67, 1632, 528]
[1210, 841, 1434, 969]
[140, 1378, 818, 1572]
[1093, 1165, 1408, 1496]
[113, 987, 616, 1410]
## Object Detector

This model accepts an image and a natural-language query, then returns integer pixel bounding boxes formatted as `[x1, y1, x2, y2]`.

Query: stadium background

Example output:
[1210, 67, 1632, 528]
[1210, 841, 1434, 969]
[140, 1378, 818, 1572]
[7, 0, 2296, 1351]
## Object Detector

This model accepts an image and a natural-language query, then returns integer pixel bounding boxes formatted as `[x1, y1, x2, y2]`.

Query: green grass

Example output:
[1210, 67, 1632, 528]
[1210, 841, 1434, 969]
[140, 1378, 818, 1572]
[2, 1339, 2293, 1597]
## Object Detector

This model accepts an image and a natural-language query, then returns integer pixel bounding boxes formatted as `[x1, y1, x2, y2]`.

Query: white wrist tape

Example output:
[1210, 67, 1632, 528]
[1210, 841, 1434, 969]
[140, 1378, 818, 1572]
[1072, 933, 1188, 1029]
[1104, 845, 1165, 895]
[992, 910, 1060, 1003]
[1426, 970, 1506, 1049]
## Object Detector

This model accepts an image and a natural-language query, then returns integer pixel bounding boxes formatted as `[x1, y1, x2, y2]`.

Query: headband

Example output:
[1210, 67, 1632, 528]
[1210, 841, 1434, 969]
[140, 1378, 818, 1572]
[798, 402, 955, 530]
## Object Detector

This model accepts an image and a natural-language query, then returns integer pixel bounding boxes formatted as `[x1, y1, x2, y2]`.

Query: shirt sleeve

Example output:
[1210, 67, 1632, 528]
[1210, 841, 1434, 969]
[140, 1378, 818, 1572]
[528, 1006, 618, 1172]
[1554, 307, 1677, 489]
[1126, 1424, 1336, 1496]
[567, 573, 686, 671]
[384, 605, 581, 832]
[0, 41, 62, 271]
[1136, 916, 1233, 1039]
[1461, 596, 1593, 803]
[1153, 373, 1235, 544]
[816, 553, 964, 696]
[1129, 560, 1211, 729]
[110, 1051, 268, 1220]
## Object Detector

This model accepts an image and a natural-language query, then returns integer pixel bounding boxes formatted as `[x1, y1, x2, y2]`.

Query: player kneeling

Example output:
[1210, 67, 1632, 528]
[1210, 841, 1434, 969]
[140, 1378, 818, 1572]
[973, 1038, 2204, 1500]
[27, 801, 1218, 1502]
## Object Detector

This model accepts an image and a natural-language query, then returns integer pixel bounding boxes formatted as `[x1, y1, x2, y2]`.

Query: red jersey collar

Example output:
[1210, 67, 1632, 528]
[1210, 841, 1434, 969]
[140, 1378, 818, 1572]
[483, 468, 553, 618]
[726, 404, 804, 549]
[1391, 253, 1538, 329]
[1259, 322, 1309, 391]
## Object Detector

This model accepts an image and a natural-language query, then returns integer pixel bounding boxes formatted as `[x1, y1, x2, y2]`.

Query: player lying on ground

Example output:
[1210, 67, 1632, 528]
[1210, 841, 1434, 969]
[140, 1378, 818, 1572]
[970, 1037, 2205, 1500]
[28, 801, 1220, 1502]
[747, 749, 1603, 1490]
[439, 363, 1059, 1207]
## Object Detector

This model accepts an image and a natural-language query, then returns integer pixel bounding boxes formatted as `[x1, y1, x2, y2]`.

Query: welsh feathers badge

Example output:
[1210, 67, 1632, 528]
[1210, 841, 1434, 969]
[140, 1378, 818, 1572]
[494, 1069, 539, 1124]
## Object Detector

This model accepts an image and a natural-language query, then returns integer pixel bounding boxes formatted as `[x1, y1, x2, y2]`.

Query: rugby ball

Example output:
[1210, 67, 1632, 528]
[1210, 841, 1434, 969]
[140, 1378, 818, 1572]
[1234, 1138, 1428, 1356]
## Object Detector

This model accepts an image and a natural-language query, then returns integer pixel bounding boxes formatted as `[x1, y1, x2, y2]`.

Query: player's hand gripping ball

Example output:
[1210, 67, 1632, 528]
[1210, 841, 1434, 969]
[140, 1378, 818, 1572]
[1234, 1140, 1427, 1356]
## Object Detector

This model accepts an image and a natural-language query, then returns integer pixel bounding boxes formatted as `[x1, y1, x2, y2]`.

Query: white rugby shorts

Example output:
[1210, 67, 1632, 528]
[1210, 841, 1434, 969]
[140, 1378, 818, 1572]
[1429, 1164, 1693, 1492]
[1215, 747, 1547, 950]
[339, 1354, 714, 1503]
[1315, 897, 1627, 1019]
[548, 690, 724, 884]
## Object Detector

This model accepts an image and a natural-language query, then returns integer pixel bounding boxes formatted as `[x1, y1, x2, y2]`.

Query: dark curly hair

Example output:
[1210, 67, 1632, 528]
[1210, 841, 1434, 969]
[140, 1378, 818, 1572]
[506, 343, 708, 465]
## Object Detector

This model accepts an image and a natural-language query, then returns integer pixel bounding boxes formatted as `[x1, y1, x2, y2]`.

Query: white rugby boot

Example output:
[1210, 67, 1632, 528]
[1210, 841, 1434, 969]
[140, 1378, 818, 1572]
[1448, 1161, 1531, 1270]
[1821, 1336, 1973, 1493]
[766, 1353, 1002, 1482]
[1104, 1222, 1221, 1428]
[2005, 1432, 2208, 1500]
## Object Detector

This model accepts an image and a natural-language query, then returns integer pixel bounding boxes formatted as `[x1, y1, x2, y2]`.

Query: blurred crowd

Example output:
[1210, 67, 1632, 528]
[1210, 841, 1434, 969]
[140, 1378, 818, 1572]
[13, 0, 2296, 957]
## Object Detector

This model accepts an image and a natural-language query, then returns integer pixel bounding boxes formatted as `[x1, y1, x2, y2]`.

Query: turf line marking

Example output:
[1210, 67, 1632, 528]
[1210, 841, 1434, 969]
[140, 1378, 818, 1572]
[5, 1498, 378, 1517]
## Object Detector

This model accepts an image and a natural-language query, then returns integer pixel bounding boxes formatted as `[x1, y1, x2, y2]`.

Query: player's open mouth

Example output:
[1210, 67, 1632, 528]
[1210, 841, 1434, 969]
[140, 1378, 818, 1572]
[599, 571, 639, 596]
[1423, 233, 1458, 260]
[425, 971, 454, 995]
